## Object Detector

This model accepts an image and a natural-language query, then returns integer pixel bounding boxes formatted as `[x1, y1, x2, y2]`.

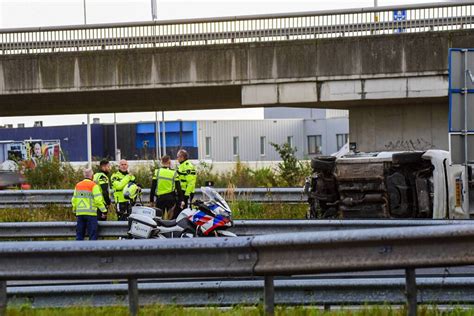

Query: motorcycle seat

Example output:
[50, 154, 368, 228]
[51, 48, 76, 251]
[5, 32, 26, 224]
[156, 219, 177, 227]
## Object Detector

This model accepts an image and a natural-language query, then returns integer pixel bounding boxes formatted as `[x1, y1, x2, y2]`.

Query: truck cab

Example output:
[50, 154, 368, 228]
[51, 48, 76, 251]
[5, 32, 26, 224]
[306, 150, 470, 219]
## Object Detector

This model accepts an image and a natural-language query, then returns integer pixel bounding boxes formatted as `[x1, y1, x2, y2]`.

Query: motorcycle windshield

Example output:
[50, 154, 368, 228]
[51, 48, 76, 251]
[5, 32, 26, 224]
[201, 187, 232, 215]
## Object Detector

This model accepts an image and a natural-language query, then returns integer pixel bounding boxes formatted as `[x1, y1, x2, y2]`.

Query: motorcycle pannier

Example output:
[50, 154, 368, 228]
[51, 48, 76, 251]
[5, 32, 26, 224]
[128, 214, 157, 238]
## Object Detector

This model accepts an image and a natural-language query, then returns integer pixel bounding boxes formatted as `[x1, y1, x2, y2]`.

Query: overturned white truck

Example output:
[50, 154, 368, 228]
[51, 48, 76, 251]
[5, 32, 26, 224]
[305, 150, 471, 219]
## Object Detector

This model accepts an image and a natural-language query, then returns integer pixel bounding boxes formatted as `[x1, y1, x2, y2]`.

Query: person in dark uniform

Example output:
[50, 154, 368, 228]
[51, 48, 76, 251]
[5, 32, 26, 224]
[93, 159, 111, 221]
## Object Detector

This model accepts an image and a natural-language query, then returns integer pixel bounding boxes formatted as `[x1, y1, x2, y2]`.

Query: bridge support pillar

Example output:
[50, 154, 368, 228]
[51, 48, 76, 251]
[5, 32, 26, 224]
[0, 280, 6, 316]
[405, 268, 417, 316]
[264, 275, 275, 316]
[128, 278, 139, 316]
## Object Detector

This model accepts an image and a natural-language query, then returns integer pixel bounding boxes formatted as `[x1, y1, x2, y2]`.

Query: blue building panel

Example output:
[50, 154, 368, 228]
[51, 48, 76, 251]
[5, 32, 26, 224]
[164, 121, 181, 133]
[182, 121, 197, 132]
[136, 123, 155, 134]
[0, 120, 196, 162]
[181, 132, 194, 146]
[0, 125, 104, 162]
[135, 121, 198, 149]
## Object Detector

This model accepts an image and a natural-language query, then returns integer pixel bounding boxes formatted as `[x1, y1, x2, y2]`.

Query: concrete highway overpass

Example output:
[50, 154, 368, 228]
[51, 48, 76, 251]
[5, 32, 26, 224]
[1, 2, 473, 151]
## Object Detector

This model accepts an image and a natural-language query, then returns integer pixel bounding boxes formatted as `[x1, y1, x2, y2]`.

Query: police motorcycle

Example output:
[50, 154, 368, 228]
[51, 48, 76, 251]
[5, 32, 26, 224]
[127, 186, 237, 239]
[119, 182, 162, 239]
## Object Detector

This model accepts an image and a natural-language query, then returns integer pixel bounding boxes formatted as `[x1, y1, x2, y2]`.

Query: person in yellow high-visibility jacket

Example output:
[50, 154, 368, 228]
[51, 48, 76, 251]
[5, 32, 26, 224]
[93, 159, 111, 221]
[72, 168, 106, 240]
[111, 159, 135, 221]
[176, 149, 197, 209]
[150, 155, 184, 219]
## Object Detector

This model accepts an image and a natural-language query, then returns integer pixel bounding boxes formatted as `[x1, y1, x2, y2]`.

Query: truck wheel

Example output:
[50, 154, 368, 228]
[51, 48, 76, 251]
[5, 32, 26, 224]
[311, 156, 336, 172]
[392, 152, 424, 164]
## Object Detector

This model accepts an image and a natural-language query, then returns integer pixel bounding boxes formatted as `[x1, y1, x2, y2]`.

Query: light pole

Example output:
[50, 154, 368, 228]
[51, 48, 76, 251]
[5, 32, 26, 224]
[83, 0, 92, 167]
[161, 111, 166, 156]
[155, 112, 161, 160]
[86, 115, 92, 168]
[151, 0, 158, 21]
[83, 0, 87, 24]
[374, 0, 379, 22]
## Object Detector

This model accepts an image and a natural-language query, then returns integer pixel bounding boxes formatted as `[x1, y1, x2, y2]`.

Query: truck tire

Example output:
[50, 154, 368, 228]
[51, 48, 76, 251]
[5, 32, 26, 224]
[311, 156, 336, 172]
[392, 152, 424, 165]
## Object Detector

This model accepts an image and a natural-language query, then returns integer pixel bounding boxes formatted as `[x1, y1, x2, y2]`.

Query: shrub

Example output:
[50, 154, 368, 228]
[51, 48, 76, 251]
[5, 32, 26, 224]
[132, 162, 159, 188]
[270, 142, 307, 186]
[196, 161, 223, 187]
[23, 159, 83, 189]
[251, 167, 278, 187]
[22, 155, 309, 190]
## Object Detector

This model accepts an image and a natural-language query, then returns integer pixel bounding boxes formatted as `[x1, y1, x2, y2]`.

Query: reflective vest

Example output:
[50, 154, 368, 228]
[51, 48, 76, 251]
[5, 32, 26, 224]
[153, 167, 178, 196]
[93, 171, 111, 200]
[71, 179, 106, 216]
[111, 171, 135, 203]
[177, 160, 197, 196]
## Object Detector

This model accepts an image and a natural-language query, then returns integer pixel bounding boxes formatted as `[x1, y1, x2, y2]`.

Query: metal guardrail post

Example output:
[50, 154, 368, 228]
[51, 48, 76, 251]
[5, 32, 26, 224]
[405, 268, 417, 316]
[264, 275, 274, 316]
[0, 280, 6, 316]
[128, 278, 139, 316]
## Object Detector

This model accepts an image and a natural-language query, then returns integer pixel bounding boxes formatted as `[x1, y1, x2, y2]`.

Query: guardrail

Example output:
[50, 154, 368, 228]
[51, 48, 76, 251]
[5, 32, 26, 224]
[1, 225, 474, 316]
[0, 2, 473, 54]
[7, 277, 474, 308]
[0, 188, 305, 208]
[0, 219, 473, 239]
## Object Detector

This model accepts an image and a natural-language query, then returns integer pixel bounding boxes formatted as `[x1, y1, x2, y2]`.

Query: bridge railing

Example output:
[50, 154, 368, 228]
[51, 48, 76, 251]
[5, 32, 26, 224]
[0, 2, 473, 55]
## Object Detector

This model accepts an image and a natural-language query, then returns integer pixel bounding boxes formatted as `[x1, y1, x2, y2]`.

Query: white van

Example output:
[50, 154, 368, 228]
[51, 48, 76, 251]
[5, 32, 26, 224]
[305, 150, 471, 219]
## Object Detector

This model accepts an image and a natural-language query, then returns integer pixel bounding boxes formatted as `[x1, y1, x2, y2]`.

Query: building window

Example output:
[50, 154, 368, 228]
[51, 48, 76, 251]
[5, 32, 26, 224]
[233, 136, 239, 156]
[287, 136, 293, 148]
[260, 136, 266, 156]
[336, 133, 349, 150]
[205, 137, 211, 157]
[308, 135, 322, 154]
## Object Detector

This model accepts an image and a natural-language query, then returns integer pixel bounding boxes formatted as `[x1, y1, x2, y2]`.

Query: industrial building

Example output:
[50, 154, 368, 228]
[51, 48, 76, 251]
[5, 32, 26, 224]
[0, 108, 348, 163]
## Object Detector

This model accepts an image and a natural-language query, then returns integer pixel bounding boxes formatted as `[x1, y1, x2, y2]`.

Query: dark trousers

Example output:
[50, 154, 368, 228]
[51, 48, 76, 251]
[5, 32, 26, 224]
[76, 215, 98, 240]
[183, 193, 195, 209]
[97, 208, 107, 221]
[116, 202, 131, 221]
[156, 193, 177, 219]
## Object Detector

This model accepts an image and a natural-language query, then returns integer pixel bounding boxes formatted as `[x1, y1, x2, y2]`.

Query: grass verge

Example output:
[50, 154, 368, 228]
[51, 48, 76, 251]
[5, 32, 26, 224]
[6, 305, 474, 316]
[0, 203, 307, 222]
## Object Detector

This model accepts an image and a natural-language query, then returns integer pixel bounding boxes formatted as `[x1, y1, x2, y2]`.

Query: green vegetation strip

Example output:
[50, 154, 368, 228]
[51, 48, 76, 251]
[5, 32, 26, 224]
[0, 203, 307, 222]
[6, 305, 474, 316]
[23, 143, 310, 189]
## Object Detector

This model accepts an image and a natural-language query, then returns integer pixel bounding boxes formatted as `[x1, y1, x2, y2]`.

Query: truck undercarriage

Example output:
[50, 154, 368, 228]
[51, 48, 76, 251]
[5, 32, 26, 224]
[306, 152, 437, 219]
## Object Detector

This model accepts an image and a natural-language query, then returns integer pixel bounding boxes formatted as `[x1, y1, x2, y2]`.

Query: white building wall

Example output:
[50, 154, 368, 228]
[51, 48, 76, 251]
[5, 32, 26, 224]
[303, 117, 349, 156]
[197, 120, 305, 161]
[326, 109, 349, 118]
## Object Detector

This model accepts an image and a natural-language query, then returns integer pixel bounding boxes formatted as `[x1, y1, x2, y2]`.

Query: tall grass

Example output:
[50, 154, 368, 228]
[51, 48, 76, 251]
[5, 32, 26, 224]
[23, 160, 83, 189]
[6, 305, 474, 316]
[0, 206, 76, 222]
[195, 160, 304, 188]
[22, 157, 309, 189]
[230, 201, 306, 219]
[0, 203, 306, 222]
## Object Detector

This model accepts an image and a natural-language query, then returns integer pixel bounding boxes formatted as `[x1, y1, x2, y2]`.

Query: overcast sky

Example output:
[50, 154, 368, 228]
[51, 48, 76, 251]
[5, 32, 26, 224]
[0, 0, 443, 126]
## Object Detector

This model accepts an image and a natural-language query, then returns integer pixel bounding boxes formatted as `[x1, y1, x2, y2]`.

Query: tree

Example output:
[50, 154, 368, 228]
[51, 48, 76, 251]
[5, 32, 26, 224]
[270, 142, 304, 187]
